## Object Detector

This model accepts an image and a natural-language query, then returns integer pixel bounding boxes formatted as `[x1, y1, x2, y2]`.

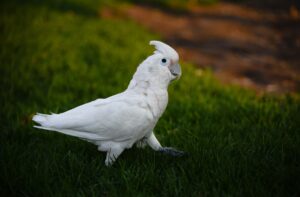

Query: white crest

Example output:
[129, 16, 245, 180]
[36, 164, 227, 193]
[150, 40, 179, 61]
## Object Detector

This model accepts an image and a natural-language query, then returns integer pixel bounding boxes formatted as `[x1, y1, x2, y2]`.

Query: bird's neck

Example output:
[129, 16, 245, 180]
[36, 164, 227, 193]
[127, 76, 169, 94]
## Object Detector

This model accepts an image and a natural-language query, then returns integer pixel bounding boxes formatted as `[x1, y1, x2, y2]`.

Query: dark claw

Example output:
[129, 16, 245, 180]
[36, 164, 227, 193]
[159, 147, 187, 157]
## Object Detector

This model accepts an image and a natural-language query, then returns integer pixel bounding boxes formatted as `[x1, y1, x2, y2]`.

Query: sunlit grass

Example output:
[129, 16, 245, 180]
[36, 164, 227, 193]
[0, 0, 299, 196]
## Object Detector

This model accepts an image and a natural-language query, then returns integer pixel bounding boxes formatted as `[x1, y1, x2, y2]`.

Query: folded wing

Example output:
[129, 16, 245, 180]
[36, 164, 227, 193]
[33, 93, 151, 142]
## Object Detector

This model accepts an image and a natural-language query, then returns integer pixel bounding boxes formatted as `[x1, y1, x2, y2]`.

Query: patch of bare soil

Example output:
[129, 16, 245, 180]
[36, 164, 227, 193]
[117, 1, 300, 93]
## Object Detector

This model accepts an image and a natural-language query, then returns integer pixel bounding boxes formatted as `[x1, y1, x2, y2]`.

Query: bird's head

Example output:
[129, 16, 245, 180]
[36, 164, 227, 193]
[149, 40, 181, 80]
[131, 41, 181, 89]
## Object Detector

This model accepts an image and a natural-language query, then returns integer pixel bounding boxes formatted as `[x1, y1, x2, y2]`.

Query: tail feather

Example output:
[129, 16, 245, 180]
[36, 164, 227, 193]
[32, 113, 105, 141]
[33, 125, 104, 140]
[32, 113, 50, 125]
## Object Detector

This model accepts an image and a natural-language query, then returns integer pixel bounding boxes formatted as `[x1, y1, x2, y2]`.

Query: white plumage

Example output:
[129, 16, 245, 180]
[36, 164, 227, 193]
[33, 40, 184, 166]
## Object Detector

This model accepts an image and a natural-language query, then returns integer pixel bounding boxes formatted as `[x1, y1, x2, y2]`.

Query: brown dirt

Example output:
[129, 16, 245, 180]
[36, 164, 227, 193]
[109, 1, 300, 93]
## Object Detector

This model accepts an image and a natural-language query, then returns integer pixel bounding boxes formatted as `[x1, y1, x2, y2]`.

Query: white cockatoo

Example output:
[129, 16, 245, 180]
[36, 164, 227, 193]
[33, 40, 184, 166]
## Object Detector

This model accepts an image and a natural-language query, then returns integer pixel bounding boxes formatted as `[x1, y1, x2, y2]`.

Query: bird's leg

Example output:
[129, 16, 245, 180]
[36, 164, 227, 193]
[146, 132, 186, 157]
[105, 146, 124, 166]
[146, 132, 162, 151]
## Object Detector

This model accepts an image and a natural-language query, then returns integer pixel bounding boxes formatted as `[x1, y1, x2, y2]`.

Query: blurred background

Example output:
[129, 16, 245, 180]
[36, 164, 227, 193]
[111, 0, 300, 93]
[2, 0, 299, 93]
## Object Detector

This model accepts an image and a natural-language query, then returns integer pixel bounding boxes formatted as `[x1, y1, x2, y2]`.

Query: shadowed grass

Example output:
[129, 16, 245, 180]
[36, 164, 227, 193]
[0, 0, 300, 196]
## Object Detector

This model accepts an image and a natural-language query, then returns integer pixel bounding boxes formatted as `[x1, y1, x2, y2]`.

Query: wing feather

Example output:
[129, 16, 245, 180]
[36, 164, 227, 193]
[33, 92, 151, 141]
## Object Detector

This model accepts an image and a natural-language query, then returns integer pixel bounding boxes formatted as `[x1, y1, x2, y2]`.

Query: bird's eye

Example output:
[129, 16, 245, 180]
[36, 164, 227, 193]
[160, 58, 168, 66]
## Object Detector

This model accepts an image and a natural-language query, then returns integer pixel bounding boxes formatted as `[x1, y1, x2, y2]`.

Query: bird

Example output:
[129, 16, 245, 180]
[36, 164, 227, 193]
[32, 40, 185, 166]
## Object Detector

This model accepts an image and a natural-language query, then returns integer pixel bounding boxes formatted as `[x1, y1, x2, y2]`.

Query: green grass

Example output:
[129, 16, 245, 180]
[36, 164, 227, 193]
[1, 0, 300, 196]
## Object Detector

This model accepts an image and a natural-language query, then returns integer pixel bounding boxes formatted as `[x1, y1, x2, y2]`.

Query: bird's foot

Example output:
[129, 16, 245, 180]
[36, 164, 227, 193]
[159, 147, 186, 157]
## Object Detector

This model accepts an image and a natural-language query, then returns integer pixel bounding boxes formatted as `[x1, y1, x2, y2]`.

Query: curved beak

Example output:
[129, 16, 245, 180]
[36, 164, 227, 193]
[170, 63, 181, 78]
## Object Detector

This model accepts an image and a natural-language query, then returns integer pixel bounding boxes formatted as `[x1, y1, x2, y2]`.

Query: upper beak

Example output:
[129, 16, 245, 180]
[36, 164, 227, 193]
[170, 63, 181, 78]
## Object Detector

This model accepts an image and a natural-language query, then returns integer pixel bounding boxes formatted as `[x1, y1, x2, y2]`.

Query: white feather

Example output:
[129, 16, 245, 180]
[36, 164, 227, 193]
[33, 40, 181, 166]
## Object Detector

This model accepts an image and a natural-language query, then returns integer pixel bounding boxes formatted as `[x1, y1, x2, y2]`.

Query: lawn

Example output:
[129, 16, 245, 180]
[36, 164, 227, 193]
[0, 0, 299, 196]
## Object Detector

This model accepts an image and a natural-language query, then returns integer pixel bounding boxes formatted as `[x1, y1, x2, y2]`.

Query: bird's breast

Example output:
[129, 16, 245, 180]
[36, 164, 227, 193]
[127, 80, 169, 119]
[143, 88, 168, 120]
